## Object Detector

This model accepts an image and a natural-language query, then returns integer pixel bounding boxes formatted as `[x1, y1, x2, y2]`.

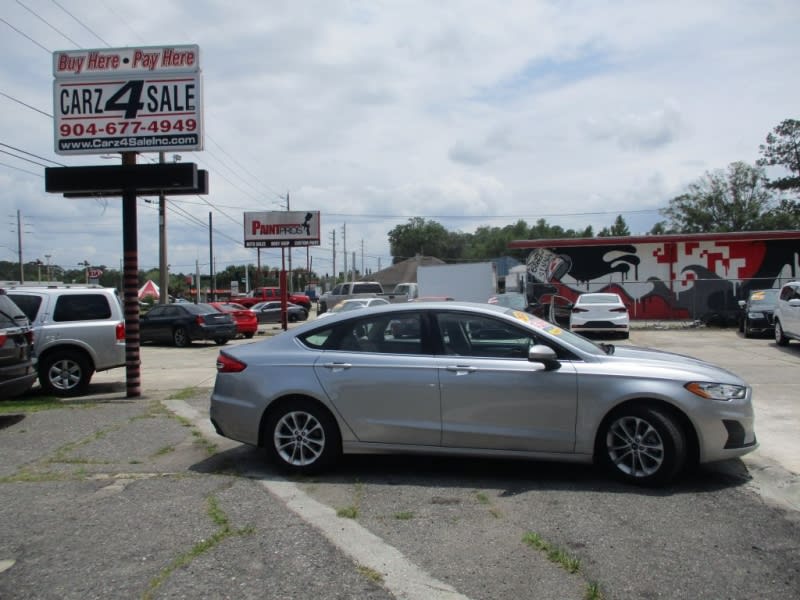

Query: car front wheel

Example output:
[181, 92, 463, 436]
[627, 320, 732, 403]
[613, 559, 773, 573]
[774, 320, 789, 346]
[264, 400, 341, 474]
[597, 405, 686, 486]
[39, 351, 93, 397]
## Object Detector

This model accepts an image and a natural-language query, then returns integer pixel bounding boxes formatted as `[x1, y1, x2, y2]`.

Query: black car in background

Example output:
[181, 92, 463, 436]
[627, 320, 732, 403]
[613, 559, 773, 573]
[738, 288, 779, 338]
[0, 290, 37, 399]
[251, 301, 308, 324]
[140, 303, 237, 347]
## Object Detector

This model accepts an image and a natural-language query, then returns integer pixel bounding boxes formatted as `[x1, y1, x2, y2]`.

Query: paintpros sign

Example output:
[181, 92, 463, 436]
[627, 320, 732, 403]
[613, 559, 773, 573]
[52, 45, 203, 155]
[244, 211, 321, 248]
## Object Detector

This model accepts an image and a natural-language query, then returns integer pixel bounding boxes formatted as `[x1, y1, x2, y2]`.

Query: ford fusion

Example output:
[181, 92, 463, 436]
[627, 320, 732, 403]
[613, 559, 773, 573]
[210, 302, 756, 486]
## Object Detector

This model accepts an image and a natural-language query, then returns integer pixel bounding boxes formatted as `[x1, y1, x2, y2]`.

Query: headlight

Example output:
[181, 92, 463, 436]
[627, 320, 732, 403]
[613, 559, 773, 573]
[685, 382, 747, 401]
[747, 312, 763, 319]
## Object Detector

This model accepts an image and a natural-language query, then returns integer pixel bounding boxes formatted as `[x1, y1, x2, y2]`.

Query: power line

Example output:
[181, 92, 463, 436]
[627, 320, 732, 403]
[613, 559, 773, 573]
[15, 0, 80, 48]
[0, 16, 51, 52]
[49, 0, 111, 47]
[0, 91, 53, 118]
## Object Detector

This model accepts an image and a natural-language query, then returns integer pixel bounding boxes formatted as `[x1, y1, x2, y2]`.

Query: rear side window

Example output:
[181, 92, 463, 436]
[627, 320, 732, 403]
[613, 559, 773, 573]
[7, 294, 42, 322]
[53, 294, 112, 321]
[353, 283, 383, 294]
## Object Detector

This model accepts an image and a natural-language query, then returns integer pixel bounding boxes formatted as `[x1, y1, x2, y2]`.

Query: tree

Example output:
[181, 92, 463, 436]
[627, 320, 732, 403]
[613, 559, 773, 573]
[388, 217, 454, 263]
[758, 119, 800, 194]
[597, 215, 631, 237]
[660, 162, 775, 233]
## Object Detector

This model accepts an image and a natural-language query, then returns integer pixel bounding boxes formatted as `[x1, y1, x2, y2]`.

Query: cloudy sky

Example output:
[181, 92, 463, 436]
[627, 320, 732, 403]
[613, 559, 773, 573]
[1, 0, 798, 282]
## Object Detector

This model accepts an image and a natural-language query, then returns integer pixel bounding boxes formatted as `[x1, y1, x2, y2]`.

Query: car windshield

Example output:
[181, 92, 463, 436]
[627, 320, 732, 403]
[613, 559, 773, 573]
[748, 289, 779, 307]
[332, 301, 368, 313]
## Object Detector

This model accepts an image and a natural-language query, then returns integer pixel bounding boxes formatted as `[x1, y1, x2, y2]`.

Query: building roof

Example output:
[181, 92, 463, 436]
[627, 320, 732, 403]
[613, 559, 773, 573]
[370, 255, 446, 287]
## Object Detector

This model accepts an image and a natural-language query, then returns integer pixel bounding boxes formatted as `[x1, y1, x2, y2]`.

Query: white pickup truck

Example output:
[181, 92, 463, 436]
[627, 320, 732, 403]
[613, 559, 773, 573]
[318, 282, 415, 313]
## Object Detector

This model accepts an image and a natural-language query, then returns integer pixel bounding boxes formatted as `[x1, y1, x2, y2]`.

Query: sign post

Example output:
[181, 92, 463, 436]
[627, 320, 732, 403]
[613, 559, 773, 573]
[48, 45, 205, 398]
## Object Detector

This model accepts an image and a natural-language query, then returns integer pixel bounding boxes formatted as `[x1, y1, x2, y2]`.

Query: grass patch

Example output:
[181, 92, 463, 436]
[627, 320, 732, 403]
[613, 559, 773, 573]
[356, 564, 384, 584]
[167, 387, 200, 401]
[394, 511, 414, 520]
[143, 495, 253, 600]
[585, 582, 605, 600]
[475, 491, 490, 504]
[522, 532, 581, 574]
[336, 506, 359, 519]
[0, 469, 69, 483]
[489, 507, 503, 518]
[153, 445, 175, 457]
[0, 397, 65, 414]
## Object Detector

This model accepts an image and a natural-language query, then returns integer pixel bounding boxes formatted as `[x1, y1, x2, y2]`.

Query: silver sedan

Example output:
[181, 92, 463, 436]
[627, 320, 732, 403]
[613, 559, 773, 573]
[210, 302, 757, 486]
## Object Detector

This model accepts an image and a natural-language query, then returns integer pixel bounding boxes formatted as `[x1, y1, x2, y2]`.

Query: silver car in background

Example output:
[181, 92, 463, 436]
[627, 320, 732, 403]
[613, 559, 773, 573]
[210, 302, 757, 486]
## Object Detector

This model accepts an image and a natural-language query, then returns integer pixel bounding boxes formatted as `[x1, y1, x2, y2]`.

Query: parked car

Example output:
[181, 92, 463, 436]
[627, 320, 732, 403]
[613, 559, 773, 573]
[487, 292, 529, 312]
[140, 303, 236, 347]
[209, 302, 258, 339]
[7, 285, 126, 396]
[738, 288, 779, 338]
[210, 301, 757, 486]
[569, 292, 630, 339]
[773, 281, 800, 346]
[316, 297, 390, 319]
[250, 301, 308, 324]
[0, 290, 37, 399]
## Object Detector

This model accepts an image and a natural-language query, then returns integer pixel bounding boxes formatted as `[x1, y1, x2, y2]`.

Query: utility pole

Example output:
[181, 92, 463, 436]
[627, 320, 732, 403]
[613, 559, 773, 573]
[361, 239, 364, 276]
[16, 210, 23, 283]
[158, 152, 168, 304]
[342, 223, 347, 282]
[286, 190, 292, 292]
[208, 212, 214, 302]
[330, 229, 336, 285]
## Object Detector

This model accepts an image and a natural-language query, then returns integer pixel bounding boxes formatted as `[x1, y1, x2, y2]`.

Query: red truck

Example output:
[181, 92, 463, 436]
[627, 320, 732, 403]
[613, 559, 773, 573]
[234, 287, 312, 310]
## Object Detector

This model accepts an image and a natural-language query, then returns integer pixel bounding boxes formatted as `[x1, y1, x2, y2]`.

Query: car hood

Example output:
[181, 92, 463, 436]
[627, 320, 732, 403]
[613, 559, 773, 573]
[609, 345, 746, 384]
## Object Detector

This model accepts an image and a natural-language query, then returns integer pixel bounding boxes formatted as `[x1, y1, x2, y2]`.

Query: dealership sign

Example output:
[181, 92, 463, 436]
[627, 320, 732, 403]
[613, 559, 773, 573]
[244, 211, 321, 248]
[52, 45, 203, 155]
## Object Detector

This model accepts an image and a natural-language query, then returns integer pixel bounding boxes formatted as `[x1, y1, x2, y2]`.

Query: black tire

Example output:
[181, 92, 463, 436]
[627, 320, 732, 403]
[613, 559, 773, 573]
[743, 319, 753, 338]
[38, 350, 93, 397]
[244, 332, 255, 339]
[597, 405, 687, 486]
[214, 338, 228, 346]
[173, 326, 190, 347]
[775, 319, 789, 346]
[263, 399, 341, 474]
[288, 313, 298, 323]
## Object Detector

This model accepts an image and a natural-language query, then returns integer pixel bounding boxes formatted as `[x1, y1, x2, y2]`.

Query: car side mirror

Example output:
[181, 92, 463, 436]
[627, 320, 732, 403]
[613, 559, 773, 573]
[738, 300, 746, 309]
[528, 344, 560, 371]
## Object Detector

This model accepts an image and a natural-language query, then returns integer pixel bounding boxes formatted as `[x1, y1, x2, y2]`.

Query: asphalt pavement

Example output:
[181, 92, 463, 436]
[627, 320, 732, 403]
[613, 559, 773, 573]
[1, 323, 799, 599]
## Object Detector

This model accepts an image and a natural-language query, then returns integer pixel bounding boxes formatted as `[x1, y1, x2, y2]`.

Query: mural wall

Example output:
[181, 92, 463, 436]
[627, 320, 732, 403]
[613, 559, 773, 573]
[525, 238, 800, 322]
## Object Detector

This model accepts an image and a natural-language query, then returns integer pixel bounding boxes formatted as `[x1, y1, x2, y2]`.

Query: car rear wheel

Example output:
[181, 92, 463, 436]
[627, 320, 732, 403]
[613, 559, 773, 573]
[39, 351, 93, 397]
[173, 326, 189, 347]
[244, 332, 255, 339]
[774, 320, 789, 346]
[264, 400, 341, 474]
[598, 405, 686, 486]
[214, 338, 228, 345]
[288, 313, 298, 322]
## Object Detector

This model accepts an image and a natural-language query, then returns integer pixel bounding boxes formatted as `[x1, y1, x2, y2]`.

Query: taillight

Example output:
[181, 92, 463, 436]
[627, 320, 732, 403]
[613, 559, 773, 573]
[572, 307, 588, 313]
[196, 315, 205, 325]
[0, 334, 6, 346]
[610, 307, 628, 313]
[216, 353, 246, 373]
[115, 322, 125, 341]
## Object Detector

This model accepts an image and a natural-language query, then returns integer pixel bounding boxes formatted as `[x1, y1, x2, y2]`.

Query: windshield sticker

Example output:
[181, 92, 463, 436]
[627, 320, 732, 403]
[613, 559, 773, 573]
[751, 291, 765, 300]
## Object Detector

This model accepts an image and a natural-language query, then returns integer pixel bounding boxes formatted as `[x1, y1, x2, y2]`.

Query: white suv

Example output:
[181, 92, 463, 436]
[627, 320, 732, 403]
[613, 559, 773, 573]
[7, 285, 126, 396]
[773, 281, 800, 346]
